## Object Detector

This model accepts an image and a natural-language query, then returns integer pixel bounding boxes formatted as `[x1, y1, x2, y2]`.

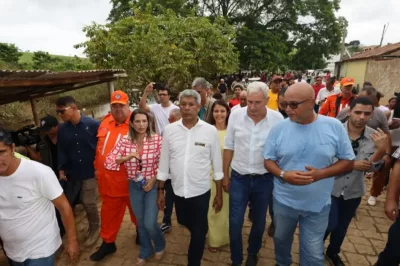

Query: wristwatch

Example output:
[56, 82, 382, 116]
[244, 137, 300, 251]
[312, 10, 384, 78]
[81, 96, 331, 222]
[278, 170, 286, 184]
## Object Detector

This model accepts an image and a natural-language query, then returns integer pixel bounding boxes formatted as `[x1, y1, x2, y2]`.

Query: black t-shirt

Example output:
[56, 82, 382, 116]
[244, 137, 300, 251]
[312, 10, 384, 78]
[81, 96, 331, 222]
[37, 136, 58, 176]
[218, 83, 227, 93]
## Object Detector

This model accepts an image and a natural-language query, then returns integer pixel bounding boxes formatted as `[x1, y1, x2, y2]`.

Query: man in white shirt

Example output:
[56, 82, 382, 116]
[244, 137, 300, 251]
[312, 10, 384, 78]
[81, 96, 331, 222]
[139, 83, 179, 135]
[0, 127, 79, 265]
[157, 90, 223, 266]
[315, 77, 340, 107]
[231, 90, 247, 112]
[223, 82, 284, 266]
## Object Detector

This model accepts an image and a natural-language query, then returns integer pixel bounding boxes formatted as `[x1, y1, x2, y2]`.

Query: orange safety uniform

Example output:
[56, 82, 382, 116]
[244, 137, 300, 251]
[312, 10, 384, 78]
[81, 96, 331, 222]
[318, 93, 355, 118]
[94, 112, 137, 243]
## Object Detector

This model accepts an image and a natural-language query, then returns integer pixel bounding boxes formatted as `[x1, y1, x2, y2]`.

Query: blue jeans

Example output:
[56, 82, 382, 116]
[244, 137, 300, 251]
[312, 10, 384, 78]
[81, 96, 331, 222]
[10, 252, 56, 266]
[129, 181, 165, 259]
[229, 170, 273, 264]
[325, 196, 361, 255]
[273, 198, 330, 266]
[376, 211, 400, 266]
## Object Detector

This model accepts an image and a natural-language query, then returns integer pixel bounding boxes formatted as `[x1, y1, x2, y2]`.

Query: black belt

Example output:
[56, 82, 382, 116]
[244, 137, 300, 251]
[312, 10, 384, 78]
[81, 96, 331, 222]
[244, 173, 268, 178]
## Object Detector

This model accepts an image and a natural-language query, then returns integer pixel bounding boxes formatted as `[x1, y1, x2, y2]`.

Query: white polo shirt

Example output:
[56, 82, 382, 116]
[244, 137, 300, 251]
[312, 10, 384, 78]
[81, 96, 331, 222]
[0, 159, 63, 262]
[157, 119, 223, 198]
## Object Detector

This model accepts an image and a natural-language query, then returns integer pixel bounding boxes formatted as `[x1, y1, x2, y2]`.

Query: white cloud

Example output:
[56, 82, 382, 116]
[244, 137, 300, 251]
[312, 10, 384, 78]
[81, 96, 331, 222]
[0, 0, 398, 57]
[0, 0, 111, 56]
[337, 0, 399, 46]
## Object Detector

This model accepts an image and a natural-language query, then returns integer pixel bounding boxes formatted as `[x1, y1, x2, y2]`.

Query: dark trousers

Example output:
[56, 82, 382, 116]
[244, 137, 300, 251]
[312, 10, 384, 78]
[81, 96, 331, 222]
[229, 170, 273, 264]
[324, 196, 361, 255]
[376, 212, 400, 266]
[162, 180, 175, 225]
[175, 190, 210, 266]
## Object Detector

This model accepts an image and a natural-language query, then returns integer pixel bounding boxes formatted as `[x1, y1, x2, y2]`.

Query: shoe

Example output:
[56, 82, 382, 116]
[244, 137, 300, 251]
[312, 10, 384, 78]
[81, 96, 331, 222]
[84, 227, 100, 247]
[326, 252, 345, 266]
[136, 257, 146, 266]
[136, 229, 141, 245]
[245, 254, 258, 266]
[368, 196, 377, 206]
[267, 223, 275, 237]
[90, 241, 117, 261]
[160, 223, 172, 234]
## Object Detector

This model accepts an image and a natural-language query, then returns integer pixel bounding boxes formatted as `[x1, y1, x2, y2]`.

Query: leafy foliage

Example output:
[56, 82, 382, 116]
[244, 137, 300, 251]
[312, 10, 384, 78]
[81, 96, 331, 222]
[0, 43, 22, 66]
[77, 8, 239, 89]
[108, 0, 347, 71]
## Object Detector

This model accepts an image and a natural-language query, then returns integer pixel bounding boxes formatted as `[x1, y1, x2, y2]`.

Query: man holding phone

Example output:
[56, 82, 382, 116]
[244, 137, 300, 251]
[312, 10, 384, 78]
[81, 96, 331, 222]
[139, 83, 179, 135]
[324, 97, 387, 266]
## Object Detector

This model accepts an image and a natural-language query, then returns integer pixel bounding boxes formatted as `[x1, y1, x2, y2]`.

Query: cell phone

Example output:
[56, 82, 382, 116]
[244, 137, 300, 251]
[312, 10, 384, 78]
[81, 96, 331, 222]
[153, 83, 165, 90]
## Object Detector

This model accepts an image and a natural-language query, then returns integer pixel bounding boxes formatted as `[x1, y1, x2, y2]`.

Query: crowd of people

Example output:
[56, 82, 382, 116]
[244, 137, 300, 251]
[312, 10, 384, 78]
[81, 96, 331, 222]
[0, 74, 400, 266]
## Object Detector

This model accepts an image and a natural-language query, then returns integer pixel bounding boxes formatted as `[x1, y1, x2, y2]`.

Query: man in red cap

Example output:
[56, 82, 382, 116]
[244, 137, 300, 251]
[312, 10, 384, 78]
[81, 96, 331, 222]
[267, 75, 282, 111]
[90, 90, 139, 261]
[319, 77, 356, 117]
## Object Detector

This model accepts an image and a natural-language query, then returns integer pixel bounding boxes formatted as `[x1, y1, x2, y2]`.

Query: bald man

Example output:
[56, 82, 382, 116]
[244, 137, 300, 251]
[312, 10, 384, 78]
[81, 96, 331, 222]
[264, 83, 355, 266]
[231, 91, 247, 112]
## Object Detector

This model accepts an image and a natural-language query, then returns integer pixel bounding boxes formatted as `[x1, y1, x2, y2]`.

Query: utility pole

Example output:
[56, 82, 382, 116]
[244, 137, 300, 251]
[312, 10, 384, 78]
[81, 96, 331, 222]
[379, 23, 389, 47]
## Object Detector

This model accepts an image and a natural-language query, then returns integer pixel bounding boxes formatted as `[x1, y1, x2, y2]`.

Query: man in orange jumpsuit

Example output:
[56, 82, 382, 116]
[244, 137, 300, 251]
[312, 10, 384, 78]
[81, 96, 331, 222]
[319, 77, 356, 118]
[90, 90, 139, 261]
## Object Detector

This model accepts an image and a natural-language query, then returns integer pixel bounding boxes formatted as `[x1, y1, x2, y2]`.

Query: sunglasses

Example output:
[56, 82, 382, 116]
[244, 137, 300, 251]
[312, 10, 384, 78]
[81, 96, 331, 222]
[56, 106, 71, 114]
[351, 139, 360, 156]
[279, 98, 312, 110]
[137, 157, 142, 171]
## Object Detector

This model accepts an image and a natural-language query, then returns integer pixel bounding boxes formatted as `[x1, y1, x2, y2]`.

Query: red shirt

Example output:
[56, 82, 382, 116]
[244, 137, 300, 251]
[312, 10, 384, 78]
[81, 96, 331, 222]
[312, 83, 325, 98]
[229, 98, 240, 108]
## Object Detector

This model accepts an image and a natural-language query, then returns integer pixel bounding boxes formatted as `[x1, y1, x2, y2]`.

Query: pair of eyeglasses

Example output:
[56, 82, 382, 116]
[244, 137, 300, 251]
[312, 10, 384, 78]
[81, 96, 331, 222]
[279, 98, 312, 110]
[158, 93, 169, 97]
[351, 139, 360, 156]
[56, 106, 71, 114]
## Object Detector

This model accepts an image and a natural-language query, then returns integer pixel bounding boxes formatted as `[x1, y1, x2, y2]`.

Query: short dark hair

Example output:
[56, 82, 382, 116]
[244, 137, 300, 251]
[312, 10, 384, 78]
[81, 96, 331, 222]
[376, 91, 384, 101]
[212, 92, 223, 100]
[361, 86, 377, 97]
[207, 99, 230, 126]
[327, 77, 336, 85]
[0, 127, 14, 148]
[316, 76, 322, 80]
[159, 87, 171, 95]
[56, 96, 76, 106]
[363, 81, 373, 87]
[350, 97, 375, 110]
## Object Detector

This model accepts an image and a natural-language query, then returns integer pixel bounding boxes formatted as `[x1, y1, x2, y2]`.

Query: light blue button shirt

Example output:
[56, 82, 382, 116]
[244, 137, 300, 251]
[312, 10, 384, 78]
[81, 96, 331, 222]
[263, 115, 355, 212]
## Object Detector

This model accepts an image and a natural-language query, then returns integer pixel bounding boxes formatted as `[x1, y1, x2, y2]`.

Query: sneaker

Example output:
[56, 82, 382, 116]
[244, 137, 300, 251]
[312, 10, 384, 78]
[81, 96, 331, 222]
[161, 223, 172, 234]
[245, 254, 258, 266]
[368, 196, 377, 206]
[326, 252, 345, 266]
[90, 241, 117, 261]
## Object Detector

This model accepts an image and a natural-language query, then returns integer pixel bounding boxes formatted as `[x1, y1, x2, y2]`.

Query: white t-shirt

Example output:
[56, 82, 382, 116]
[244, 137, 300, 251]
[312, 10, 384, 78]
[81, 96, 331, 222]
[0, 159, 63, 262]
[149, 103, 179, 135]
[231, 104, 243, 112]
[379, 105, 389, 113]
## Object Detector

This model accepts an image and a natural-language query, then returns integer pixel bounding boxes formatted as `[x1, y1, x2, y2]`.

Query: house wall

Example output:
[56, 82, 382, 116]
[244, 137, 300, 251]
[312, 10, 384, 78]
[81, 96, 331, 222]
[340, 60, 368, 89]
[365, 59, 400, 102]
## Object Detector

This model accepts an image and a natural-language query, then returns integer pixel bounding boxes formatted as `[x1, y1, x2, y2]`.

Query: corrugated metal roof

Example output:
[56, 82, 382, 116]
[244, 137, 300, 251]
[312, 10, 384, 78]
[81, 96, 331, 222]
[0, 69, 127, 105]
[344, 42, 400, 62]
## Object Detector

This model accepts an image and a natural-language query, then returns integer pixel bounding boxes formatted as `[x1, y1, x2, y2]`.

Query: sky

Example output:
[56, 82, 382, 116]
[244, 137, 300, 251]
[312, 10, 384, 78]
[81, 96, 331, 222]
[0, 0, 399, 57]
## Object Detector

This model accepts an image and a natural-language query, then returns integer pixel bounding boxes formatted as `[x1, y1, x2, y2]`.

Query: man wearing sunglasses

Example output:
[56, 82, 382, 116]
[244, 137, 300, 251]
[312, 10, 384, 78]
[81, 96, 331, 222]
[56, 96, 100, 247]
[324, 97, 387, 266]
[264, 82, 355, 266]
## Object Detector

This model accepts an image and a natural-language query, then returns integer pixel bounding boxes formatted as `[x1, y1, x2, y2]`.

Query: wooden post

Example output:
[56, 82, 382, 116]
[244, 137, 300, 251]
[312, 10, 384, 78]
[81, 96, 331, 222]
[108, 81, 115, 96]
[30, 99, 39, 126]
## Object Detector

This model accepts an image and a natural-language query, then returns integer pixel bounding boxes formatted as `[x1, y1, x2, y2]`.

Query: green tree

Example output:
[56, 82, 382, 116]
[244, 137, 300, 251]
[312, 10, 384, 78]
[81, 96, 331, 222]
[32, 51, 54, 69]
[0, 43, 22, 65]
[77, 8, 239, 89]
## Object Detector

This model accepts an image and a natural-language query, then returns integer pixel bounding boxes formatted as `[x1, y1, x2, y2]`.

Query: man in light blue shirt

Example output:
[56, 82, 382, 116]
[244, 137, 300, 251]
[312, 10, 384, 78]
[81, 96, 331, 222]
[264, 83, 355, 266]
